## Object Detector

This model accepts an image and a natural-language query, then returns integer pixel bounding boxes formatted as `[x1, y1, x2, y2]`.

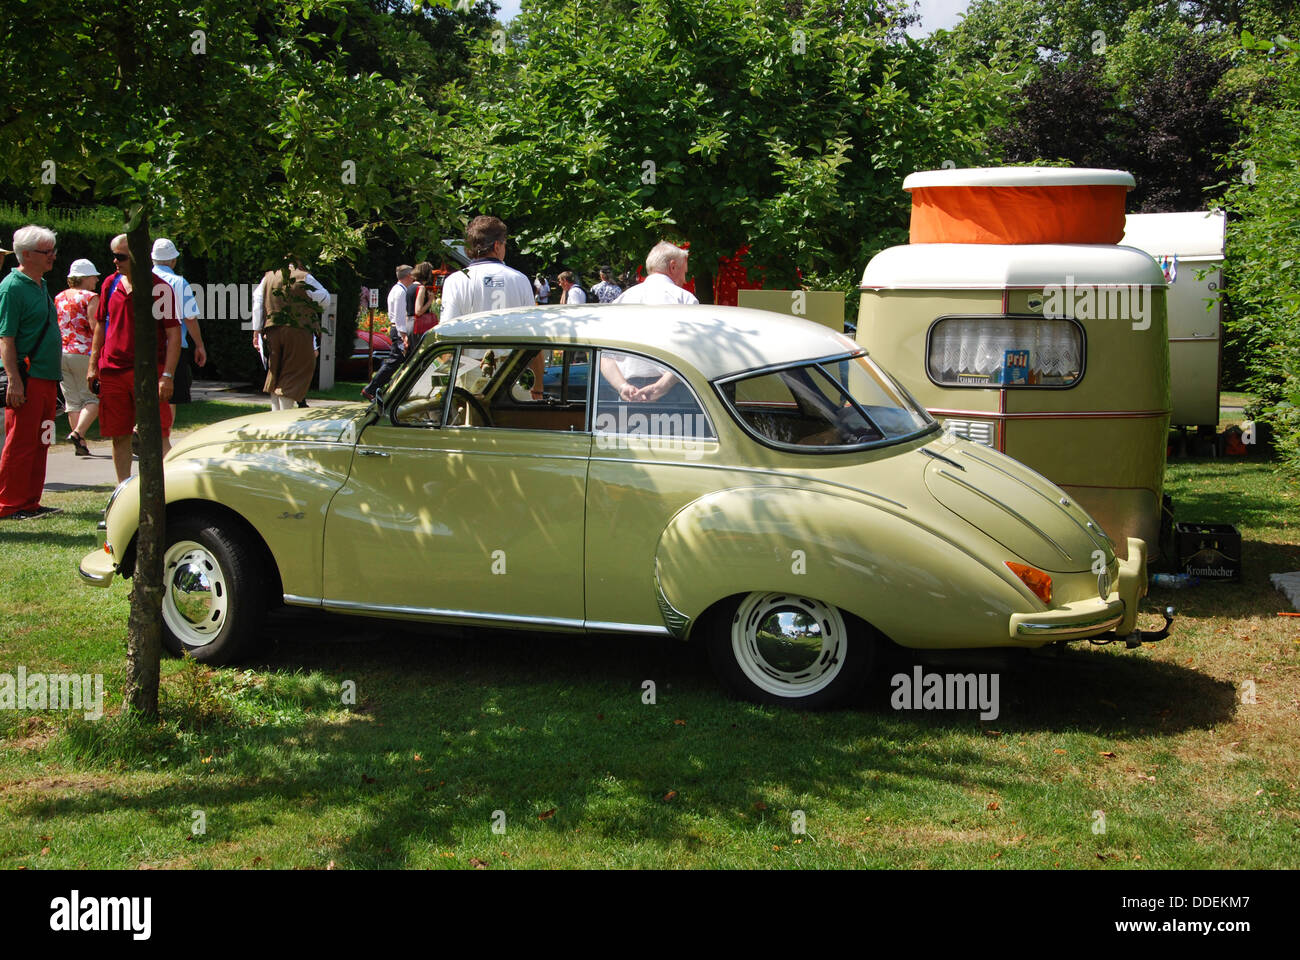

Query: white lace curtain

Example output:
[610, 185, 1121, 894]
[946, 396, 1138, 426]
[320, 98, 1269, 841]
[930, 317, 1082, 384]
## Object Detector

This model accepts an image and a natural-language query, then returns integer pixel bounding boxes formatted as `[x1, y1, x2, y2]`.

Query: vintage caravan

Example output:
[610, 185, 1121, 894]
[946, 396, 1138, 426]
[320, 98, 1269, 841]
[1121, 211, 1226, 429]
[857, 168, 1171, 557]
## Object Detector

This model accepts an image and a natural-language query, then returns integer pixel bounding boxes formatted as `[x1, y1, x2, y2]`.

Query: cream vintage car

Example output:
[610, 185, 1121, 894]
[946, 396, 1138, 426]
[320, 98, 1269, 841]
[79, 305, 1169, 708]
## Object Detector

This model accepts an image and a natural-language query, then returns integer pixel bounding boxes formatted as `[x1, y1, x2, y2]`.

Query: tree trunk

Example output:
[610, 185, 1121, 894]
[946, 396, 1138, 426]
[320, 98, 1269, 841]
[123, 213, 164, 720]
[693, 262, 715, 305]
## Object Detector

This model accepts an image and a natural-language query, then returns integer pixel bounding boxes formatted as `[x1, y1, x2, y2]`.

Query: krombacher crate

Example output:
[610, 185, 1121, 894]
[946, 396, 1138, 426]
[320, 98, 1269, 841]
[1174, 522, 1241, 581]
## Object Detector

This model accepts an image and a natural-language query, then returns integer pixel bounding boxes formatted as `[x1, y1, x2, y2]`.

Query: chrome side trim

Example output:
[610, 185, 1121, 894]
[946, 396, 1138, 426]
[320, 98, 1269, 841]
[936, 468, 1073, 562]
[286, 594, 669, 636]
[321, 598, 585, 630]
[584, 621, 673, 637]
[283, 594, 323, 607]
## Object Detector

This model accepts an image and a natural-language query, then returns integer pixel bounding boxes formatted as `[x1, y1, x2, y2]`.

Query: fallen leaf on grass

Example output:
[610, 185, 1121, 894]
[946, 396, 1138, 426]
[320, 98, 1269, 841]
[1137, 774, 1156, 782]
[1099, 751, 1117, 759]
[663, 791, 678, 802]
[538, 808, 556, 820]
[984, 730, 1002, 738]
[252, 856, 263, 865]
[673, 719, 686, 726]
[1255, 788, 1264, 797]
[990, 851, 1001, 859]
[987, 801, 1000, 810]
[469, 858, 488, 869]
[753, 801, 767, 810]
[1053, 749, 1067, 755]
[413, 753, 422, 762]
[40, 847, 49, 856]
[326, 860, 336, 870]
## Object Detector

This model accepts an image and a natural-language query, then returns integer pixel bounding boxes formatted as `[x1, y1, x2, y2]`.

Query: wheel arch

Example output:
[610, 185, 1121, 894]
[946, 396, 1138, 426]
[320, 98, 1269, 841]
[119, 499, 284, 603]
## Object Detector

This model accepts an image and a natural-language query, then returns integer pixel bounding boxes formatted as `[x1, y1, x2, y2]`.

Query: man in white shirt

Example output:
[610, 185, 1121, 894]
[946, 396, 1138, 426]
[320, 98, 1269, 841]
[440, 217, 535, 322]
[151, 238, 206, 421]
[614, 242, 699, 305]
[557, 271, 587, 304]
[361, 264, 415, 400]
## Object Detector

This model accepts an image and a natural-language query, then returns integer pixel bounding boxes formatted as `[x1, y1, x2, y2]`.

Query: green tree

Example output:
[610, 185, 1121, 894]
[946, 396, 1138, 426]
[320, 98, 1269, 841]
[444, 0, 1010, 300]
[0, 0, 456, 717]
[1222, 34, 1300, 471]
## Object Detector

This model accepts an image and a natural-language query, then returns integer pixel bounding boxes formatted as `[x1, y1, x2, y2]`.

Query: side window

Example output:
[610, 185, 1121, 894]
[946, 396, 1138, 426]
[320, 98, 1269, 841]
[594, 350, 715, 442]
[482, 348, 591, 432]
[927, 315, 1084, 387]
[392, 347, 457, 427]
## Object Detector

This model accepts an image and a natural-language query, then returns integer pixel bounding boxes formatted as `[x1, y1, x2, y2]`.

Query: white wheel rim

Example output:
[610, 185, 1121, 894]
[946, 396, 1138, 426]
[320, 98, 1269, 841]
[161, 540, 229, 647]
[731, 593, 847, 698]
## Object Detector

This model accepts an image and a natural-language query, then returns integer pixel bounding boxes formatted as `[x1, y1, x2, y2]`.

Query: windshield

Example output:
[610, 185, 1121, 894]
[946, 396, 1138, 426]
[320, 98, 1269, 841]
[717, 353, 936, 451]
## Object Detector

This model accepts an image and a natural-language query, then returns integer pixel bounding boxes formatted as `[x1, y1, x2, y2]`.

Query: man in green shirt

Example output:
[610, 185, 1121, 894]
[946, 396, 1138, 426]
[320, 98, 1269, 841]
[0, 224, 63, 519]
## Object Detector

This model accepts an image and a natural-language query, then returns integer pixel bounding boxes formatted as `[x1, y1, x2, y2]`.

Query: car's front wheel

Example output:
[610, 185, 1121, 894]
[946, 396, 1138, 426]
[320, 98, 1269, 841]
[704, 592, 875, 709]
[160, 517, 268, 664]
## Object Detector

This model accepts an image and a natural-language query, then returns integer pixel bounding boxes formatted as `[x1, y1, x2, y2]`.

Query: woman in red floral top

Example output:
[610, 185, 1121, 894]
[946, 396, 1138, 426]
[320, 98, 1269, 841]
[54, 258, 101, 455]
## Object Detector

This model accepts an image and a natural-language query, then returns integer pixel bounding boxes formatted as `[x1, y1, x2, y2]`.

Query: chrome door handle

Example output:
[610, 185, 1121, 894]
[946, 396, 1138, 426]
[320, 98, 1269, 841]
[359, 449, 390, 457]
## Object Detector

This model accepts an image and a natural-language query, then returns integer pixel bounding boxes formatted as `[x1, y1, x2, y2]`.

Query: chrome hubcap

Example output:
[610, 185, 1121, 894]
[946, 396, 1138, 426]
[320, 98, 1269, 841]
[732, 593, 847, 698]
[161, 540, 228, 647]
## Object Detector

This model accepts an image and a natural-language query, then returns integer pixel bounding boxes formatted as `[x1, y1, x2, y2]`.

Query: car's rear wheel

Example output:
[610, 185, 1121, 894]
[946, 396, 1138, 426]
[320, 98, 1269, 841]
[704, 592, 875, 709]
[160, 517, 268, 664]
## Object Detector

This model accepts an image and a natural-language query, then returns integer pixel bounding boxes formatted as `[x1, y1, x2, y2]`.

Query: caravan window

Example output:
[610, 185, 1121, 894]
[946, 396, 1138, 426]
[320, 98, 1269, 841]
[926, 315, 1084, 388]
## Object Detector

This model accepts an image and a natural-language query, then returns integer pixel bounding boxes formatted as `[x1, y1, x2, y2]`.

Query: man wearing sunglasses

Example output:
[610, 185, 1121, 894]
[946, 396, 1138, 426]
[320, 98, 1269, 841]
[0, 225, 62, 520]
[87, 235, 181, 483]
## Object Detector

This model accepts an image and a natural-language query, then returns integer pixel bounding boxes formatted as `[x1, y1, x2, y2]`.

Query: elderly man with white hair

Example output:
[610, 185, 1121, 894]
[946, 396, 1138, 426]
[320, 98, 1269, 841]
[613, 241, 699, 305]
[0, 225, 63, 519]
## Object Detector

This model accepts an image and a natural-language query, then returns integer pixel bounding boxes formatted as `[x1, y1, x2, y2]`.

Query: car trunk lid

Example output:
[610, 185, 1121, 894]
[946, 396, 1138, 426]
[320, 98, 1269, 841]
[922, 439, 1111, 573]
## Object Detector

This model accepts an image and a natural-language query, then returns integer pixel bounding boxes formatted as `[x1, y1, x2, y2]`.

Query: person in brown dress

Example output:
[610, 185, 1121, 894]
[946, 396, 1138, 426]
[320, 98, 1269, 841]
[252, 260, 330, 410]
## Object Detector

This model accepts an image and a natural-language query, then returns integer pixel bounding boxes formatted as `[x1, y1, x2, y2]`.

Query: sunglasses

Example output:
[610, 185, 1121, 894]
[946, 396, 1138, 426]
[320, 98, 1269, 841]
[111, 253, 129, 261]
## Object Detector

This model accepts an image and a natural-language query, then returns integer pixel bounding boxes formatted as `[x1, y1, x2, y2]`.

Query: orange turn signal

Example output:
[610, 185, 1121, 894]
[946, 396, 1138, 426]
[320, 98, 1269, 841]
[1006, 562, 1052, 604]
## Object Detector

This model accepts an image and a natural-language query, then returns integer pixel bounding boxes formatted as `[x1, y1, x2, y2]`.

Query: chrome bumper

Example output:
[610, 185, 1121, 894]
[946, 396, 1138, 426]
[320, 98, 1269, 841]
[78, 520, 116, 588]
[1008, 537, 1148, 641]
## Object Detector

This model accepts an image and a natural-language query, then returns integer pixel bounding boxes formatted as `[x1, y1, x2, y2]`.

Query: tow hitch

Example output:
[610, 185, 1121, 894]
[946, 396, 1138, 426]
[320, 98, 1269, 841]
[1092, 606, 1175, 648]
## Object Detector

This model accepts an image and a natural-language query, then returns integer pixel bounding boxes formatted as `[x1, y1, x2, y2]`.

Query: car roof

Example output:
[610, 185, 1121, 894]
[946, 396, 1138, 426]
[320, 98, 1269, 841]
[432, 304, 862, 380]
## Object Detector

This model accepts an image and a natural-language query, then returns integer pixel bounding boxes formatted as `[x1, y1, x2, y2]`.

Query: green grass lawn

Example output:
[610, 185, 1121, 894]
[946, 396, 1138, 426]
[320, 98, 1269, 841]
[309, 380, 368, 402]
[1, 457, 1297, 869]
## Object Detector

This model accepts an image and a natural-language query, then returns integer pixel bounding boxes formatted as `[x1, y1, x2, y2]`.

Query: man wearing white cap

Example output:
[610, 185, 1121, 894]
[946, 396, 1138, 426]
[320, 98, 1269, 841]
[152, 238, 206, 420]
[54, 258, 102, 455]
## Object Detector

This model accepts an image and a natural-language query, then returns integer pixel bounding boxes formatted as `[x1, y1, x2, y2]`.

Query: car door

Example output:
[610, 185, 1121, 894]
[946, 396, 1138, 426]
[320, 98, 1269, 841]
[321, 344, 592, 626]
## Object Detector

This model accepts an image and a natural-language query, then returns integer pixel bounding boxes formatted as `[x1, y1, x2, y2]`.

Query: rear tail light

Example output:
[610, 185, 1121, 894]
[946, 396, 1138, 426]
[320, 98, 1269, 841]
[1006, 562, 1052, 604]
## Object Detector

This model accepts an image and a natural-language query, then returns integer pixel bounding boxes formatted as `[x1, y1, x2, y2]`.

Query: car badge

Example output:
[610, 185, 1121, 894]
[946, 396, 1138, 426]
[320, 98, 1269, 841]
[1098, 570, 1112, 600]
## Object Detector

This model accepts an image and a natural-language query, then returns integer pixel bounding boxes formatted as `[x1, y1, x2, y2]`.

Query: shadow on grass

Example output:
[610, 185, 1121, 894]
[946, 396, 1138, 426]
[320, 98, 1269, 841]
[18, 604, 1244, 866]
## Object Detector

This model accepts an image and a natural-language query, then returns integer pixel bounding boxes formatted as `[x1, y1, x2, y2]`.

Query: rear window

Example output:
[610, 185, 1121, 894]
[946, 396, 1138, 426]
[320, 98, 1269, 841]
[927, 315, 1084, 388]
[717, 354, 934, 451]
